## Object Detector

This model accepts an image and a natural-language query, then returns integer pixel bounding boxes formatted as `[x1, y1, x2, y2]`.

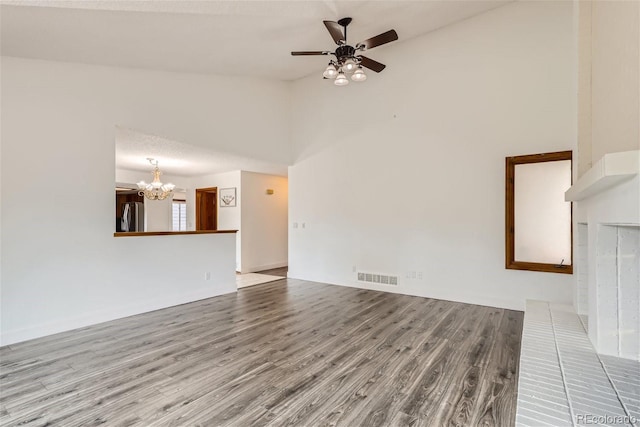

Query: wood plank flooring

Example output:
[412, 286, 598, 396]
[0, 279, 523, 426]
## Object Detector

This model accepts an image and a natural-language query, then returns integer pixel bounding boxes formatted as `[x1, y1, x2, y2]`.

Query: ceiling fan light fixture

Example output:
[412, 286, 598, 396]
[323, 63, 338, 79]
[334, 72, 349, 86]
[292, 18, 398, 87]
[351, 67, 367, 82]
[343, 58, 357, 72]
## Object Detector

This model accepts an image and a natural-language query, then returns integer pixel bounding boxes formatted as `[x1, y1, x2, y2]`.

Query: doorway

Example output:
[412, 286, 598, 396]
[195, 187, 218, 231]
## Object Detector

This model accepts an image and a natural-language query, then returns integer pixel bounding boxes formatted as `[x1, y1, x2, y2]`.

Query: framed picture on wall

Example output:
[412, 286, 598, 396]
[220, 187, 237, 207]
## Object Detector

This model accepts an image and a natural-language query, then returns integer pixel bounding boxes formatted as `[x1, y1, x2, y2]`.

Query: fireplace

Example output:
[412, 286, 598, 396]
[566, 150, 639, 361]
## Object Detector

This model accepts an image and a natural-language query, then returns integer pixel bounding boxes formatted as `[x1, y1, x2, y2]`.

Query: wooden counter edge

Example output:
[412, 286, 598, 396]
[114, 230, 238, 237]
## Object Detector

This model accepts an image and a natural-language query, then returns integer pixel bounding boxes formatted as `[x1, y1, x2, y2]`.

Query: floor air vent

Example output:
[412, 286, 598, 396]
[358, 272, 398, 286]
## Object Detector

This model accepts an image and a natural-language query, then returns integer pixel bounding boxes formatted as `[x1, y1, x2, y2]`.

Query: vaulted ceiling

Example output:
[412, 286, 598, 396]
[1, 0, 510, 80]
[3, 1, 513, 176]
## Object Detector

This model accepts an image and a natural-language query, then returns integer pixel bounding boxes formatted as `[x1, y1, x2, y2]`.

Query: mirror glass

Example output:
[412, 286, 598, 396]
[514, 160, 572, 265]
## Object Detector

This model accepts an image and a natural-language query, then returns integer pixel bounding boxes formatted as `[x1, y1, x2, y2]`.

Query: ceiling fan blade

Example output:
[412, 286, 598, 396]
[357, 29, 398, 50]
[323, 20, 345, 45]
[359, 56, 386, 73]
[291, 51, 331, 56]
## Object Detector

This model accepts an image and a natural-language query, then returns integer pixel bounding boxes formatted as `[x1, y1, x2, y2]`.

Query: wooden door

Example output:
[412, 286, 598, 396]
[195, 187, 218, 231]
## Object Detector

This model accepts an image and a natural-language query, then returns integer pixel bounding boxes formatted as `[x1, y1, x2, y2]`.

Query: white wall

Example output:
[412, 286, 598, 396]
[590, 1, 639, 165]
[0, 1, 582, 344]
[578, 1, 640, 176]
[3, 233, 236, 346]
[187, 170, 288, 273]
[0, 57, 289, 344]
[240, 171, 288, 273]
[289, 1, 576, 311]
[189, 170, 242, 270]
[144, 198, 173, 232]
[576, 0, 592, 178]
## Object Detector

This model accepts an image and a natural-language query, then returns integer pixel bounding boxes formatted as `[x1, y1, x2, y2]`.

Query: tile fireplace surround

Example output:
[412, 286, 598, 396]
[516, 301, 639, 427]
[566, 150, 639, 361]
[517, 150, 639, 426]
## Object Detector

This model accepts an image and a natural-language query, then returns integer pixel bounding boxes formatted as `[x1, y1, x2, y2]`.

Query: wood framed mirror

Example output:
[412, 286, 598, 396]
[505, 151, 573, 274]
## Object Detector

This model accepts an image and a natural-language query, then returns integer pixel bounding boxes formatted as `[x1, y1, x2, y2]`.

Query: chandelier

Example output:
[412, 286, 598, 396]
[137, 158, 175, 200]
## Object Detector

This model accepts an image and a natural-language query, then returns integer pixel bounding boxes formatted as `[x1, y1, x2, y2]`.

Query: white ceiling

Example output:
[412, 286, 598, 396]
[8, 1, 511, 175]
[115, 127, 288, 177]
[1, 0, 510, 80]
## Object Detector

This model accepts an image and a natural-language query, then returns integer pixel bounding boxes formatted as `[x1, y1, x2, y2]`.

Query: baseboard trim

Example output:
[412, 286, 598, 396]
[286, 272, 523, 311]
[240, 261, 287, 274]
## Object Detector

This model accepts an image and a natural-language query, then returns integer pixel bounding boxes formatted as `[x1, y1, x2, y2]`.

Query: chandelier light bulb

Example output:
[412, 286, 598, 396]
[334, 72, 349, 86]
[343, 59, 357, 72]
[351, 67, 367, 82]
[323, 64, 338, 79]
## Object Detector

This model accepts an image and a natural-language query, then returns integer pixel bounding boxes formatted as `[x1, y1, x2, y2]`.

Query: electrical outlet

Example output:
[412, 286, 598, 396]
[352, 265, 356, 273]
[417, 271, 423, 280]
[293, 222, 298, 229]
[205, 272, 211, 280]
[302, 222, 306, 229]
[411, 271, 416, 279]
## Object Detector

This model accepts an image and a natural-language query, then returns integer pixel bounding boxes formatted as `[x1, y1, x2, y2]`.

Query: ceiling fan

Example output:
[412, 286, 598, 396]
[291, 17, 398, 86]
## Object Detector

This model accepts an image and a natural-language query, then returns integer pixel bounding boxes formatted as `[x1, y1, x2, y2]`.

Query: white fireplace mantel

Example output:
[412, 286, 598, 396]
[565, 150, 639, 202]
[567, 149, 639, 361]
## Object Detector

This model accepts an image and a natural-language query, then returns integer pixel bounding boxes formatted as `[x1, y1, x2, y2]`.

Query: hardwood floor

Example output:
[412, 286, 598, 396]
[0, 279, 523, 426]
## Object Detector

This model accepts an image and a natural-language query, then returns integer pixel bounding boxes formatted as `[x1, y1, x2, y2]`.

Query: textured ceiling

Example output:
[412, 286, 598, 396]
[115, 127, 288, 177]
[1, 0, 510, 80]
